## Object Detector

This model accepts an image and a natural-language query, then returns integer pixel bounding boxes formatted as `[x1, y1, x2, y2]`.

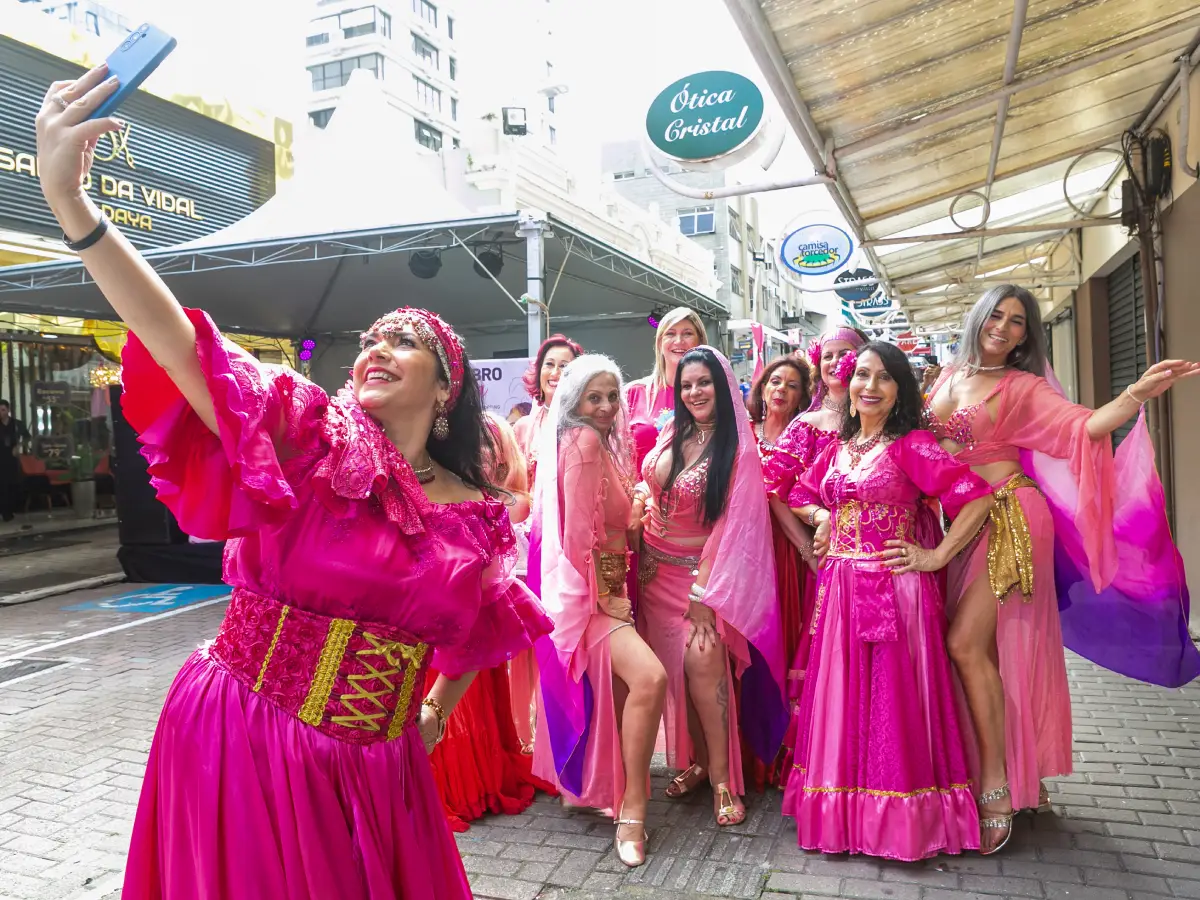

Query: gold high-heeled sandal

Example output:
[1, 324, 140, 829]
[664, 763, 706, 799]
[1033, 783, 1053, 815]
[713, 783, 745, 827]
[978, 782, 1014, 855]
[614, 807, 647, 867]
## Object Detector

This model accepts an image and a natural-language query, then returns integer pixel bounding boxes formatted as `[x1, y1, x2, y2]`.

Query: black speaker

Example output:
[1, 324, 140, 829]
[109, 384, 187, 546]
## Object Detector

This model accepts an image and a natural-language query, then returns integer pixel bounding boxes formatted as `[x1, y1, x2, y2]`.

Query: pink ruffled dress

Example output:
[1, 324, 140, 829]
[782, 431, 989, 861]
[119, 309, 552, 900]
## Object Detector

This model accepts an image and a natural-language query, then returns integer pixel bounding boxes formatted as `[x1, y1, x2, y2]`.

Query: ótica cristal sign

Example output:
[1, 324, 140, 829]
[645, 71, 765, 163]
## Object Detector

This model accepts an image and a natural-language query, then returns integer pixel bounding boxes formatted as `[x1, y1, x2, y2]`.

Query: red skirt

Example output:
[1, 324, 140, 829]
[426, 665, 558, 832]
[742, 518, 810, 791]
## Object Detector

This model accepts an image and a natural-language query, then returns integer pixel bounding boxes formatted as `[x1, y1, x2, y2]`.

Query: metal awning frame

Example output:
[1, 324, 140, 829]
[722, 0, 1200, 322]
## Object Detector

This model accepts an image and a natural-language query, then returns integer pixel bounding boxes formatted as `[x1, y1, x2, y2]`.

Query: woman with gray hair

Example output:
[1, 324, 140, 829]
[529, 355, 667, 868]
[918, 284, 1200, 854]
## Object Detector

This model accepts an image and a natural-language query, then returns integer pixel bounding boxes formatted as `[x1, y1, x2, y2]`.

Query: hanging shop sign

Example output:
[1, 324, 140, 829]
[645, 71, 765, 163]
[779, 223, 853, 277]
[896, 332, 932, 357]
[32, 381, 71, 405]
[833, 268, 878, 303]
[0, 36, 276, 250]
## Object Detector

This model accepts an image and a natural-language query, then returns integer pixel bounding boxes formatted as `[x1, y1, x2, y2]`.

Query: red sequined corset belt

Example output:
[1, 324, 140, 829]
[211, 588, 431, 745]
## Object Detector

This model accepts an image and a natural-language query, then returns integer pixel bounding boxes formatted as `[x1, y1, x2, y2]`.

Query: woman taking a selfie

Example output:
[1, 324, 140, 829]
[36, 66, 552, 900]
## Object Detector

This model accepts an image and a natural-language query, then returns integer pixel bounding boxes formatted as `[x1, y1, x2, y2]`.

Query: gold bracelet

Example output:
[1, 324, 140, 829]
[597, 589, 611, 597]
[421, 697, 447, 742]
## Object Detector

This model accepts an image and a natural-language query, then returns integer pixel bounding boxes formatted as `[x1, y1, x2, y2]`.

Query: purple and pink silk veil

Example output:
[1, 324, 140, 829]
[649, 347, 790, 762]
[526, 357, 632, 795]
[1021, 365, 1198, 687]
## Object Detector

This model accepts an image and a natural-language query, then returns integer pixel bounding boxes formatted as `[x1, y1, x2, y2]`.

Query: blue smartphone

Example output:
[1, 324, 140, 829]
[89, 23, 177, 120]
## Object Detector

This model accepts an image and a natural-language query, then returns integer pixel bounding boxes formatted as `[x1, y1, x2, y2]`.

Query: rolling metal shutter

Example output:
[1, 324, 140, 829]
[1106, 254, 1146, 448]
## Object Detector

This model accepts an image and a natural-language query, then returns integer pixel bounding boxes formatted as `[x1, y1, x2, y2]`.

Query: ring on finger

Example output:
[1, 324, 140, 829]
[51, 93, 70, 110]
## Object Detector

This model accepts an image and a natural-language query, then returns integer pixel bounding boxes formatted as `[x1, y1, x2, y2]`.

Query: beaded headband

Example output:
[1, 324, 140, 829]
[366, 308, 466, 409]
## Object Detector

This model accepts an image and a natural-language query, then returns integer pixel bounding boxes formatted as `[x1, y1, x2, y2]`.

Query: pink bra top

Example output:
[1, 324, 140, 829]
[922, 375, 1021, 467]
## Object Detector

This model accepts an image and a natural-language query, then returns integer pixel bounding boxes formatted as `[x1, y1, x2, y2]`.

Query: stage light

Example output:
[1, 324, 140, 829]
[502, 107, 528, 136]
[408, 249, 442, 279]
[472, 244, 504, 279]
[299, 338, 316, 362]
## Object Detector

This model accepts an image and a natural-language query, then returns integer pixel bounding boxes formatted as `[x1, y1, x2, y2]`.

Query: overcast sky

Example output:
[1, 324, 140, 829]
[100, 0, 840, 237]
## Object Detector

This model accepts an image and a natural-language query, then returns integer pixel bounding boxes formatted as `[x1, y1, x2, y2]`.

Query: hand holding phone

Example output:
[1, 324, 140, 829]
[89, 23, 177, 120]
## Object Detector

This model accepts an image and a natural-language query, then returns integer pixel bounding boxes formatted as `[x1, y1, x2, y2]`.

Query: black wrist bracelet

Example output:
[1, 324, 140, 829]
[63, 214, 109, 252]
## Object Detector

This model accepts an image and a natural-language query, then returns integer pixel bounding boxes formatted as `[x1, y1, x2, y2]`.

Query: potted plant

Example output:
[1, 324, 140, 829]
[69, 445, 97, 519]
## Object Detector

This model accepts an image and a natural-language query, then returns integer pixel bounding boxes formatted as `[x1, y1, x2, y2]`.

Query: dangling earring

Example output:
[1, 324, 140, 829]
[433, 401, 450, 441]
[849, 396, 857, 418]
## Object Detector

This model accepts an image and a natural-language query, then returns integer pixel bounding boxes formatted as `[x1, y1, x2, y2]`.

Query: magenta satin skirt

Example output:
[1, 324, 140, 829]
[783, 558, 980, 861]
[122, 649, 472, 900]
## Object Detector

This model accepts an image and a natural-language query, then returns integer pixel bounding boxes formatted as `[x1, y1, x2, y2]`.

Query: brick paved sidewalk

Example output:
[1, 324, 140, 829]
[1, 587, 1198, 900]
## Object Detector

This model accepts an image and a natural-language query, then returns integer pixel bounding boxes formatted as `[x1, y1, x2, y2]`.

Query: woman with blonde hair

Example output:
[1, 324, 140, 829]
[625, 307, 708, 472]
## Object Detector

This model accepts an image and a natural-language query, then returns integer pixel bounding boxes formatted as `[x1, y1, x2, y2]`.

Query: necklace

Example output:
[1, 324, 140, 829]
[694, 422, 715, 445]
[410, 456, 436, 484]
[822, 394, 847, 413]
[755, 422, 775, 450]
[847, 430, 884, 469]
[975, 364, 1008, 373]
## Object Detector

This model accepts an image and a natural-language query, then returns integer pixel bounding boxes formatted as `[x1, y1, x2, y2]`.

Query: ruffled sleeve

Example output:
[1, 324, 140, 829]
[893, 430, 992, 519]
[764, 419, 817, 500]
[120, 308, 326, 541]
[431, 500, 553, 678]
[788, 441, 837, 510]
[999, 372, 1117, 589]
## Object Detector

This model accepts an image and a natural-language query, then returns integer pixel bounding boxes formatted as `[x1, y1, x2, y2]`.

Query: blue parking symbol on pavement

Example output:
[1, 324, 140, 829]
[65, 584, 230, 613]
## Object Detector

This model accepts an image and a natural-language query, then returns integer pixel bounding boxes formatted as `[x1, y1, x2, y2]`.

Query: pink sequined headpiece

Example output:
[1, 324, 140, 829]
[806, 325, 866, 367]
[367, 308, 466, 409]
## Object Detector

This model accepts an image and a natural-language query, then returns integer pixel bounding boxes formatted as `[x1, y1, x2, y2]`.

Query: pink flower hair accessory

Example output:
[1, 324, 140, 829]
[833, 349, 858, 385]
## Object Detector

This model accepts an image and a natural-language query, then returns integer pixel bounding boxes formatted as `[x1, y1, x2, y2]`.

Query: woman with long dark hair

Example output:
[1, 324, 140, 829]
[529, 355, 667, 867]
[34, 65, 552, 899]
[783, 341, 993, 861]
[635, 347, 787, 825]
[743, 356, 812, 789]
[923, 285, 1199, 853]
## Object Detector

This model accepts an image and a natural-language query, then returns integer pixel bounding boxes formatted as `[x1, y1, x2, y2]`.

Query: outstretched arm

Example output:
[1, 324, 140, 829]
[36, 65, 216, 434]
[1085, 360, 1200, 440]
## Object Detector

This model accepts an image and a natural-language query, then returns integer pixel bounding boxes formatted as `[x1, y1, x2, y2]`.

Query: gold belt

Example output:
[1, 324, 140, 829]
[598, 551, 630, 595]
[638, 542, 701, 585]
[987, 473, 1040, 602]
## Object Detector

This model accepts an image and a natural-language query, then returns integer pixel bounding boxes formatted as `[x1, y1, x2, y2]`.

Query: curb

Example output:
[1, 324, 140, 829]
[0, 519, 117, 545]
[0, 573, 125, 607]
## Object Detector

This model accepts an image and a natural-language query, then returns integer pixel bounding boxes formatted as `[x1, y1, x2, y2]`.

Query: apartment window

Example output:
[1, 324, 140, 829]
[748, 277, 756, 302]
[747, 225, 758, 250]
[678, 205, 715, 236]
[309, 108, 335, 129]
[449, 57, 457, 80]
[414, 0, 438, 27]
[84, 10, 99, 34]
[414, 76, 442, 111]
[728, 209, 741, 241]
[306, 33, 330, 46]
[548, 94, 556, 113]
[451, 97, 458, 121]
[731, 265, 743, 296]
[308, 54, 383, 91]
[310, 6, 391, 43]
[549, 126, 557, 145]
[452, 137, 461, 149]
[412, 33, 439, 67]
[612, 170, 636, 181]
[447, 15, 454, 38]
[415, 119, 443, 151]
